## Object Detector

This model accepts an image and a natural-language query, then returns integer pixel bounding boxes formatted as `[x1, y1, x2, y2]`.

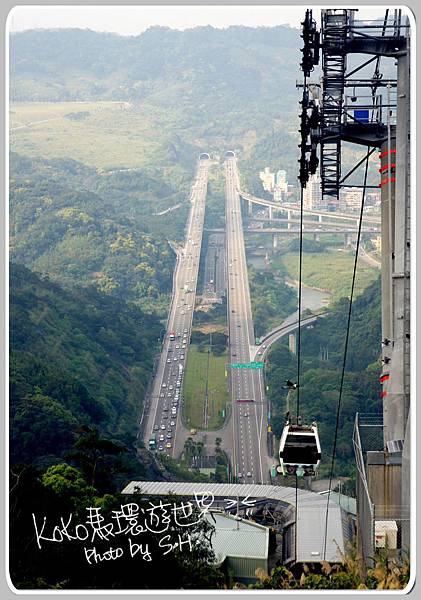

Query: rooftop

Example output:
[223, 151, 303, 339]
[122, 481, 345, 563]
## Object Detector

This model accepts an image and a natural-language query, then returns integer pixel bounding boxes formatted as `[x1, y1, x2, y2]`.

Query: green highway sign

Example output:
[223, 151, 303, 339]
[230, 361, 264, 369]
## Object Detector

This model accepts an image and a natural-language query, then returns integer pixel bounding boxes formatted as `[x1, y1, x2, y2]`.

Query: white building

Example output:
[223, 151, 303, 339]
[259, 167, 275, 193]
[274, 169, 288, 203]
[303, 172, 324, 209]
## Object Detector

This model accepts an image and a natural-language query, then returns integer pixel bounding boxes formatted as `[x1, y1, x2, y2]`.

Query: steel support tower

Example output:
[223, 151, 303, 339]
[298, 9, 411, 566]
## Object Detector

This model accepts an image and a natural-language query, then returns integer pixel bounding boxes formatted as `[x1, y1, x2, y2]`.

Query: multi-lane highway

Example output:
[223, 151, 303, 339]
[203, 233, 226, 297]
[225, 156, 269, 484]
[143, 158, 210, 456]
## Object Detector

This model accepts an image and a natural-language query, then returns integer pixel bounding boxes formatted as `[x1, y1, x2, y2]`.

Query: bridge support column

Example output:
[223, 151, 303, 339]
[313, 233, 320, 242]
[248, 200, 253, 215]
[318, 214, 323, 223]
[272, 234, 278, 249]
[268, 205, 273, 220]
[287, 209, 292, 230]
[289, 333, 296, 355]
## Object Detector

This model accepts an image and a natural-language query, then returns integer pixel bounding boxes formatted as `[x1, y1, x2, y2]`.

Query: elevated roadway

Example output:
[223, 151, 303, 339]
[142, 159, 210, 456]
[225, 157, 268, 484]
[239, 190, 381, 224]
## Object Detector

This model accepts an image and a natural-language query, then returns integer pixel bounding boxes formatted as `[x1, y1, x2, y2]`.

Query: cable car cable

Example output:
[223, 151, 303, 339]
[321, 147, 370, 560]
[293, 80, 307, 563]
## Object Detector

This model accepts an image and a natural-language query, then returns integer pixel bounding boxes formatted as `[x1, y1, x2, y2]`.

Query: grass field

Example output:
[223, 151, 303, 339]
[183, 345, 229, 430]
[274, 248, 379, 302]
[9, 101, 175, 169]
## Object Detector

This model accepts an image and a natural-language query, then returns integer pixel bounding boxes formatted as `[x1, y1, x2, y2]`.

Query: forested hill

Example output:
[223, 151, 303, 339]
[9, 152, 177, 315]
[266, 276, 382, 481]
[10, 262, 160, 472]
[10, 26, 301, 178]
[10, 25, 299, 110]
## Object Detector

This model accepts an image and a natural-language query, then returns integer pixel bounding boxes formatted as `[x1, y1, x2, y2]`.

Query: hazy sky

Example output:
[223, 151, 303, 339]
[8, 5, 388, 36]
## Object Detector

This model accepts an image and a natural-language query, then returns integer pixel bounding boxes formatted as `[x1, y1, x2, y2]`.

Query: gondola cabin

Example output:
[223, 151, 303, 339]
[277, 422, 321, 477]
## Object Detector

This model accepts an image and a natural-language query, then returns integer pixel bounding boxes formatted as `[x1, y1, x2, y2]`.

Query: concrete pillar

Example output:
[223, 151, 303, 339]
[272, 234, 278, 249]
[318, 214, 323, 223]
[287, 209, 292, 230]
[268, 205, 273, 220]
[288, 333, 296, 355]
[380, 129, 395, 356]
[248, 200, 253, 215]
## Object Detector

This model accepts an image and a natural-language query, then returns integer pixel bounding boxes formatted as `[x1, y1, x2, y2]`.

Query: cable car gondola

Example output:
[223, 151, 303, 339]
[277, 419, 321, 477]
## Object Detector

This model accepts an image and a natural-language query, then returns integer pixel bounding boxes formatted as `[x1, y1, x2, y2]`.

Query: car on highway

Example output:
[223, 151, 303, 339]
[244, 413, 249, 417]
[158, 445, 164, 451]
[159, 434, 165, 441]
[180, 355, 185, 360]
[183, 329, 188, 334]
[161, 424, 166, 430]
[246, 471, 252, 477]
[153, 425, 159, 431]
[237, 472, 243, 478]
[167, 358, 171, 363]
[162, 383, 167, 388]
[170, 420, 176, 426]
[175, 345, 180, 349]
[181, 311, 185, 315]
[166, 433, 172, 439]
[173, 357, 178, 361]
[160, 393, 165, 398]
[257, 350, 263, 355]
[165, 442, 172, 449]
[169, 385, 173, 390]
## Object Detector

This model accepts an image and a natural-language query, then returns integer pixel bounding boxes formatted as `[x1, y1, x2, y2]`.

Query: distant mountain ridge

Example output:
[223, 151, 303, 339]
[10, 25, 300, 112]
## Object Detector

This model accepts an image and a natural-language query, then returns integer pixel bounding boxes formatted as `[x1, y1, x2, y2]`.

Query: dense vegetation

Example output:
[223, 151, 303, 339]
[9, 263, 226, 589]
[10, 26, 301, 182]
[266, 276, 382, 479]
[10, 262, 162, 461]
[10, 153, 178, 314]
[248, 265, 297, 337]
[250, 553, 410, 590]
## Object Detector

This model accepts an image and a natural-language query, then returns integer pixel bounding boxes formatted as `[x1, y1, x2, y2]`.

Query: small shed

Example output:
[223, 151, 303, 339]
[205, 510, 269, 583]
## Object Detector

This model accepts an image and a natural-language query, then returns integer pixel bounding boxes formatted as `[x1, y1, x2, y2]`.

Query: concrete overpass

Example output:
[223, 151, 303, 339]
[207, 226, 379, 248]
[239, 190, 381, 225]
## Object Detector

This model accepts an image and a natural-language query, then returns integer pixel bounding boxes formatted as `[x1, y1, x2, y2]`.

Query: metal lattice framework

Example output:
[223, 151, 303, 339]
[298, 8, 406, 208]
[320, 10, 348, 208]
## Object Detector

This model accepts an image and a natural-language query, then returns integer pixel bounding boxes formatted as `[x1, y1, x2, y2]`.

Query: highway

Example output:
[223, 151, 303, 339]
[143, 158, 210, 456]
[203, 233, 226, 297]
[225, 156, 268, 484]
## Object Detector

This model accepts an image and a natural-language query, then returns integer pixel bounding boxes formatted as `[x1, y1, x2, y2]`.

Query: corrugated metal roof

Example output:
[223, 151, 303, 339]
[121, 481, 344, 563]
[204, 511, 268, 561]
